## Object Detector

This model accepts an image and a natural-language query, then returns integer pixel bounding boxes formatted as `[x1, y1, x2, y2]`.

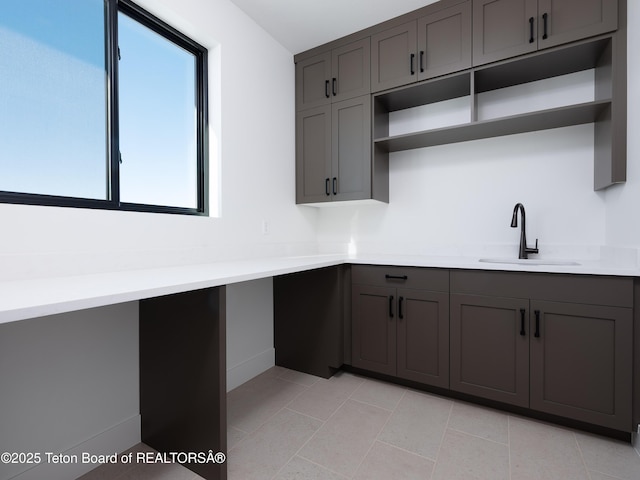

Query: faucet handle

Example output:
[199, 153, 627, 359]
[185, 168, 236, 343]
[527, 238, 539, 255]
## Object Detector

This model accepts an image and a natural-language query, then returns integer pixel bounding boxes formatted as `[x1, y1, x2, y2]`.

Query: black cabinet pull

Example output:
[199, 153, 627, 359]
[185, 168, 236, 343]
[410, 53, 415, 75]
[385, 274, 408, 280]
[325, 178, 330, 196]
[529, 17, 535, 43]
[520, 309, 526, 336]
[325, 80, 330, 98]
[399, 296, 404, 319]
[389, 296, 395, 318]
[534, 310, 541, 338]
[332, 77, 337, 96]
[542, 13, 548, 39]
[420, 51, 424, 73]
[332, 177, 337, 195]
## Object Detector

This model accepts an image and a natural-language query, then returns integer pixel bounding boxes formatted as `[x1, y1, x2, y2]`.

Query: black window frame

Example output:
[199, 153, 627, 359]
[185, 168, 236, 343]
[0, 0, 209, 216]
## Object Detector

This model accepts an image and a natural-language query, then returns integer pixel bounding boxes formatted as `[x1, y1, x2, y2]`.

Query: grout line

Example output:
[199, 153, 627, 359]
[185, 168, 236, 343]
[447, 425, 510, 447]
[507, 415, 512, 480]
[428, 398, 454, 479]
[574, 431, 595, 480]
[347, 387, 409, 478]
[270, 370, 365, 480]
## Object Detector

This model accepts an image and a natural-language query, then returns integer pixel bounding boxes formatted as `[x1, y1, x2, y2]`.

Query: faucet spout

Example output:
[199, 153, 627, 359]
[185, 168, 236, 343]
[511, 203, 539, 259]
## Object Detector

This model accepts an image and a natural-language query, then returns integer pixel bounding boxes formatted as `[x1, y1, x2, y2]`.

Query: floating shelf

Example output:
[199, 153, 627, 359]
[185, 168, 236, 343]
[374, 100, 611, 152]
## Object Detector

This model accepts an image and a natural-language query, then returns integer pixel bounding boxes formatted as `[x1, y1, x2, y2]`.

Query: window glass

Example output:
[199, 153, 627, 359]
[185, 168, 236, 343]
[117, 12, 198, 209]
[0, 0, 108, 199]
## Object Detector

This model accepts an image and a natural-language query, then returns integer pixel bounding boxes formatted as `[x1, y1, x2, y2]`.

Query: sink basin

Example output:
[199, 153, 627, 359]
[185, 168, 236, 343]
[479, 258, 580, 266]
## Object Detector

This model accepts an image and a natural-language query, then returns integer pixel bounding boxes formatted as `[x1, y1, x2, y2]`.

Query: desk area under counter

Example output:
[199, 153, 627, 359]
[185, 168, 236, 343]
[1, 253, 640, 480]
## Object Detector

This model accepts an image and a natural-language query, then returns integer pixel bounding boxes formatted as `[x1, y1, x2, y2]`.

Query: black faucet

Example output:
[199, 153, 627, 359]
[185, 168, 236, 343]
[510, 203, 539, 259]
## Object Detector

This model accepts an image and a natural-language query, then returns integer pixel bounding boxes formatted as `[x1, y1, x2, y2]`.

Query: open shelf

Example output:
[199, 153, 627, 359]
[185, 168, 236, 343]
[371, 33, 624, 190]
[375, 100, 610, 152]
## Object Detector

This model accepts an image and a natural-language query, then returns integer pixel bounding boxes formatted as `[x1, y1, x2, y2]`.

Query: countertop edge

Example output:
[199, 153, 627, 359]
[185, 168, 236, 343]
[1, 253, 638, 325]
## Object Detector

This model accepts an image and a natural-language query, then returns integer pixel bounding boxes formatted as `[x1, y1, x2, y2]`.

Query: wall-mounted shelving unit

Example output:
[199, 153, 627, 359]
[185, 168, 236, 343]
[373, 34, 623, 190]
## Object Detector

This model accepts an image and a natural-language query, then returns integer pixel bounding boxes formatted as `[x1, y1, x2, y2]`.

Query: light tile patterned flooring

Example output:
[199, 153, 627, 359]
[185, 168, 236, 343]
[81, 366, 640, 479]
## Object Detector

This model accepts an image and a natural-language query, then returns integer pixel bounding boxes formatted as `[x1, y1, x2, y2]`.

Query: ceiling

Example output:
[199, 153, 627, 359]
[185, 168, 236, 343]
[228, 0, 439, 54]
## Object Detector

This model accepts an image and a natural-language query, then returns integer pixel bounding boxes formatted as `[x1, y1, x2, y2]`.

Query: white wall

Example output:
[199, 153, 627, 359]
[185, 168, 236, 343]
[605, 0, 640, 254]
[0, 303, 139, 480]
[226, 278, 275, 391]
[0, 1, 304, 478]
[317, 76, 609, 261]
[0, 0, 317, 283]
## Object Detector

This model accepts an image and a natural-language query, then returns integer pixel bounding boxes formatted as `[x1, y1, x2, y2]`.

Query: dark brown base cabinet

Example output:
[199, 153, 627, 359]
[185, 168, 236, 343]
[450, 270, 633, 432]
[274, 266, 347, 378]
[351, 266, 449, 388]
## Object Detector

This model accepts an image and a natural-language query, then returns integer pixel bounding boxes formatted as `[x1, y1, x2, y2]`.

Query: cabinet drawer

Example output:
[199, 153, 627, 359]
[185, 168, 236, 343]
[351, 264, 449, 291]
[451, 270, 633, 307]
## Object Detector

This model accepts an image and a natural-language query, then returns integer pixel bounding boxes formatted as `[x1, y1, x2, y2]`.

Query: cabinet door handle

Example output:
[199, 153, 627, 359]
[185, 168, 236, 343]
[534, 310, 541, 338]
[410, 53, 415, 75]
[398, 296, 404, 320]
[420, 51, 424, 73]
[529, 17, 535, 43]
[520, 309, 526, 336]
[542, 13, 548, 40]
[385, 274, 408, 280]
[389, 296, 395, 318]
[325, 178, 330, 196]
[332, 77, 337, 96]
[325, 80, 330, 98]
[332, 177, 337, 195]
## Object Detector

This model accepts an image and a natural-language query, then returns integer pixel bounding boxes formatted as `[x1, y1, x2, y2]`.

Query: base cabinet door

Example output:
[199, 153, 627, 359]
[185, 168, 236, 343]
[397, 288, 449, 388]
[530, 300, 633, 430]
[450, 293, 530, 407]
[352, 284, 397, 376]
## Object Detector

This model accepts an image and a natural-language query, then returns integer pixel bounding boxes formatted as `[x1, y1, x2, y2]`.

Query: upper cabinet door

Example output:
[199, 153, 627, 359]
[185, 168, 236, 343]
[371, 21, 418, 93]
[473, 0, 538, 66]
[537, 0, 618, 50]
[331, 95, 372, 202]
[296, 105, 332, 204]
[331, 38, 371, 102]
[417, 2, 472, 81]
[295, 51, 331, 111]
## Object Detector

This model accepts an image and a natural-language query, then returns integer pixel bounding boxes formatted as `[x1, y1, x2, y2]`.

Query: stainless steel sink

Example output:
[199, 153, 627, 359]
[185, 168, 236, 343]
[479, 258, 580, 266]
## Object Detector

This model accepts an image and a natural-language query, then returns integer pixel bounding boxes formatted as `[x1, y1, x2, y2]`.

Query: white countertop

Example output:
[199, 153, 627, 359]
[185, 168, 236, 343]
[1, 253, 638, 325]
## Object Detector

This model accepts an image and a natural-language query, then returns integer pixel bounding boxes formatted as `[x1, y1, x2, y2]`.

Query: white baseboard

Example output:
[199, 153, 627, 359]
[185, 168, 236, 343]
[9, 415, 140, 480]
[227, 348, 275, 391]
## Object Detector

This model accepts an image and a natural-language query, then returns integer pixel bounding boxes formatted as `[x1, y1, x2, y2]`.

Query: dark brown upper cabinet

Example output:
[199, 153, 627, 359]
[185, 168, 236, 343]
[473, 0, 618, 66]
[296, 95, 373, 204]
[372, 2, 472, 92]
[295, 38, 370, 111]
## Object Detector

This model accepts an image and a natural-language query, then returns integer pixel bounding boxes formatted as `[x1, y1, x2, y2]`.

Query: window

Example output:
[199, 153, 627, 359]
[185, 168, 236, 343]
[0, 0, 208, 215]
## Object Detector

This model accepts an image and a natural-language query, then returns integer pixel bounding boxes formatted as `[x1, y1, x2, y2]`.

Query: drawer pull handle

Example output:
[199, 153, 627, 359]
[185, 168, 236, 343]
[385, 274, 408, 280]
[520, 309, 526, 336]
[399, 296, 404, 319]
[529, 17, 535, 43]
[325, 80, 330, 98]
[389, 295, 394, 318]
[542, 13, 548, 40]
[410, 53, 415, 75]
[534, 310, 541, 338]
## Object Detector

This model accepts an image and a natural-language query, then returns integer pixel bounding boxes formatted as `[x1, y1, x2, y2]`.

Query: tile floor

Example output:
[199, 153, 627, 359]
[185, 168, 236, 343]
[81, 366, 640, 480]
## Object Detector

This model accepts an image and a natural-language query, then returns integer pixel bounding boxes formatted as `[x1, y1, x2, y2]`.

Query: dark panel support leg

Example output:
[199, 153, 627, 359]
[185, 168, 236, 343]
[140, 287, 227, 480]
